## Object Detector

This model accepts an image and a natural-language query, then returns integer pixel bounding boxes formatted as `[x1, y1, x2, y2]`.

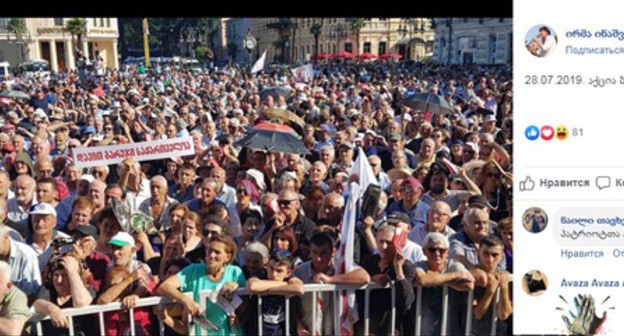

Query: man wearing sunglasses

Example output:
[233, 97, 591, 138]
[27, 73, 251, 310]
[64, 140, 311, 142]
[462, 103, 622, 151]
[414, 232, 475, 335]
[275, 189, 316, 258]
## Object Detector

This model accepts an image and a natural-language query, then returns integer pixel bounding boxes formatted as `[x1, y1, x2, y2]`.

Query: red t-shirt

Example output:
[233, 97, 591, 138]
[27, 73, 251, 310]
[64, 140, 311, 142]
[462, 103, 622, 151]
[104, 308, 151, 336]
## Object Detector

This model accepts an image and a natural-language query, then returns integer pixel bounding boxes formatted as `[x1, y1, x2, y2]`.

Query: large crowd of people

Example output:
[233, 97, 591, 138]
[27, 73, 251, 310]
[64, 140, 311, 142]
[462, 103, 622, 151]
[0, 58, 513, 335]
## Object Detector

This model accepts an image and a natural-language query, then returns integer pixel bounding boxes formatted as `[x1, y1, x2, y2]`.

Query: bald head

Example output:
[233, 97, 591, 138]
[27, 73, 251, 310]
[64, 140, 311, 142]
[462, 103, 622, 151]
[210, 167, 227, 189]
[427, 201, 452, 233]
[34, 157, 54, 180]
[323, 192, 344, 208]
[90, 180, 107, 210]
[15, 175, 35, 204]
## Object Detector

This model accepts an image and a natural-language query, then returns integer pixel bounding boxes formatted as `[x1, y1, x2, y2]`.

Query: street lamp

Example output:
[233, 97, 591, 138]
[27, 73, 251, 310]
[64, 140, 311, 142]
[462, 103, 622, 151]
[243, 32, 257, 70]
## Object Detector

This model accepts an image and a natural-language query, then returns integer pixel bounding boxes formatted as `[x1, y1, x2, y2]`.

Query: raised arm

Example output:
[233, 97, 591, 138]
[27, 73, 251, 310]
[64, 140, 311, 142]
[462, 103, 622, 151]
[62, 256, 93, 307]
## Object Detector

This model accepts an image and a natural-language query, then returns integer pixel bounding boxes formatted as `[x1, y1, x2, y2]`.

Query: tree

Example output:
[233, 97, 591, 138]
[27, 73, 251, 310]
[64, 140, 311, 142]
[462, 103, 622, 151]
[310, 21, 323, 64]
[349, 18, 367, 55]
[195, 45, 213, 63]
[6, 18, 30, 64]
[65, 18, 87, 52]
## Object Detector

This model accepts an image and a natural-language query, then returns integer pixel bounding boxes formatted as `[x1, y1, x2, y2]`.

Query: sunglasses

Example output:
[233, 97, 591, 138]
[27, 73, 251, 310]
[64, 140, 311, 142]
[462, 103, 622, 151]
[486, 172, 501, 178]
[427, 247, 448, 254]
[236, 187, 246, 194]
[202, 229, 221, 237]
[278, 199, 296, 207]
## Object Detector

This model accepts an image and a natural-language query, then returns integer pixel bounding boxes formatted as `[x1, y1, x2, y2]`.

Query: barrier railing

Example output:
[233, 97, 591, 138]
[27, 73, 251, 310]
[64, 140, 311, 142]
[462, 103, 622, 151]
[28, 280, 512, 336]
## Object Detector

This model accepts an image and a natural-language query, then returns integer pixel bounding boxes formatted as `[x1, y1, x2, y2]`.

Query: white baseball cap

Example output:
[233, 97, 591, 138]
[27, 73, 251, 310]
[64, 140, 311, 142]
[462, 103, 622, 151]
[29, 203, 57, 217]
[107, 232, 135, 248]
[80, 174, 95, 183]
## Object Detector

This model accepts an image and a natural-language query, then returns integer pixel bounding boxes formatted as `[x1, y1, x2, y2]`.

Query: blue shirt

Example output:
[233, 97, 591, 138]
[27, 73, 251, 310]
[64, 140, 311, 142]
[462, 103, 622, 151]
[54, 202, 72, 230]
[387, 200, 429, 228]
[186, 198, 226, 213]
[168, 183, 196, 204]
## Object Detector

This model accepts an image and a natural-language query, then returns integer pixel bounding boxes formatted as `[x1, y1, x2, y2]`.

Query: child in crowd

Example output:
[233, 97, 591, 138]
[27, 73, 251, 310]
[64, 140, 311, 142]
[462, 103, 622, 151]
[246, 249, 304, 335]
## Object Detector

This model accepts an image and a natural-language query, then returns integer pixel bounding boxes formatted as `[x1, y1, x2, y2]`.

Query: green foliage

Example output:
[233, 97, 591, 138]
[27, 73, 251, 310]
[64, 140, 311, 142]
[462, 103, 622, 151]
[310, 22, 323, 37]
[349, 18, 366, 32]
[195, 45, 212, 63]
[65, 18, 87, 46]
[6, 18, 27, 35]
[119, 18, 220, 56]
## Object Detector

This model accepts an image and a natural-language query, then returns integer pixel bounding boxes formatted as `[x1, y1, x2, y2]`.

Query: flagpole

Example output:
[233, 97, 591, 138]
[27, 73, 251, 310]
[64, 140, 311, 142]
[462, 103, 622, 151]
[143, 18, 151, 67]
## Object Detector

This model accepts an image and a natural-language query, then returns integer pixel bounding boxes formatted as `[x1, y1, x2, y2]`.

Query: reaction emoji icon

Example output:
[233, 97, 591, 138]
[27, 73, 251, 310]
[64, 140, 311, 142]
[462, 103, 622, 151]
[556, 125, 569, 140]
[525, 125, 540, 141]
[540, 125, 555, 141]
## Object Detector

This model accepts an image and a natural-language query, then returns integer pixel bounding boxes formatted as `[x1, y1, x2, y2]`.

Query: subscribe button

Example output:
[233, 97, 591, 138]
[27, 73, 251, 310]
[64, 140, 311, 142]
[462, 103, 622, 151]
[519, 176, 624, 191]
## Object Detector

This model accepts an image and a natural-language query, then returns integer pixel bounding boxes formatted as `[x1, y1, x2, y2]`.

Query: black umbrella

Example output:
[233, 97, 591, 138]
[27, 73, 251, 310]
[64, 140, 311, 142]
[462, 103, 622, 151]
[234, 123, 310, 155]
[401, 92, 454, 115]
[259, 86, 290, 101]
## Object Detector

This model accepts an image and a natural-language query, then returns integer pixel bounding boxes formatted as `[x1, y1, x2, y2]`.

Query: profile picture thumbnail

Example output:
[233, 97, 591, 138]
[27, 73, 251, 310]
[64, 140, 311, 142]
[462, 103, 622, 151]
[525, 24, 558, 57]
[522, 207, 548, 233]
[522, 270, 548, 296]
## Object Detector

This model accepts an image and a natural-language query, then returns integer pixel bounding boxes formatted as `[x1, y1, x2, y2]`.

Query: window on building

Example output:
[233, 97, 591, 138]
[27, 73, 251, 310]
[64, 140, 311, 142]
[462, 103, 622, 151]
[489, 34, 497, 63]
[344, 42, 353, 53]
[106, 18, 111, 27]
[378, 41, 387, 55]
[332, 44, 336, 54]
[363, 42, 371, 53]
[320, 44, 324, 53]
[54, 18, 64, 26]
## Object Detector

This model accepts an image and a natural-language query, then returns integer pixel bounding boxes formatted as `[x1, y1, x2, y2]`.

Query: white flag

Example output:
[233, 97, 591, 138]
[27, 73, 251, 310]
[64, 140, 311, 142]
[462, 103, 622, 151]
[251, 50, 267, 74]
[334, 182, 361, 335]
[343, 147, 379, 198]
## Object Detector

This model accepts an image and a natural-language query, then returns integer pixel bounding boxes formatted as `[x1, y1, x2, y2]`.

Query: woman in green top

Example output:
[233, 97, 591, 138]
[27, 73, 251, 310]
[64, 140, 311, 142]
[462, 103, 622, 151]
[157, 234, 247, 336]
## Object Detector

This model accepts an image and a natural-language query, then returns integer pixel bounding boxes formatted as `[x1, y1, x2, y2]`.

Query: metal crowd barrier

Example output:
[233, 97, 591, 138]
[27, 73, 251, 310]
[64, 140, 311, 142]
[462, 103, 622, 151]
[28, 280, 512, 336]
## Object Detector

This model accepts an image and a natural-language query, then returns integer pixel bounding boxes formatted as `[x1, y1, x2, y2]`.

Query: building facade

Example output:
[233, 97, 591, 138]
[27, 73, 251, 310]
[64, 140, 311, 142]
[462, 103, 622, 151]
[0, 18, 119, 72]
[432, 18, 512, 65]
[225, 18, 250, 64]
[246, 18, 435, 64]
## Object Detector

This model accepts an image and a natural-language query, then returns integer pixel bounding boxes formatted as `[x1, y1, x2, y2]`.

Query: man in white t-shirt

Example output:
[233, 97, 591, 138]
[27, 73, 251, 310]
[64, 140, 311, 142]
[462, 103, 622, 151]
[533, 26, 556, 57]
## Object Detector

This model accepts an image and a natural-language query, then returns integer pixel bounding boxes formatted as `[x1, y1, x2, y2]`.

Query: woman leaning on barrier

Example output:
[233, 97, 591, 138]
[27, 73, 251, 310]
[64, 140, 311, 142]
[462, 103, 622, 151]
[157, 233, 248, 336]
[31, 254, 97, 336]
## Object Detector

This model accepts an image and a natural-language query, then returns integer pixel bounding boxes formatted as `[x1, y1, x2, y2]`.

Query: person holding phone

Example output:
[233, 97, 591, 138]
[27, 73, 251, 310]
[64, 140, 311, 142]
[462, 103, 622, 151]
[357, 224, 416, 335]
